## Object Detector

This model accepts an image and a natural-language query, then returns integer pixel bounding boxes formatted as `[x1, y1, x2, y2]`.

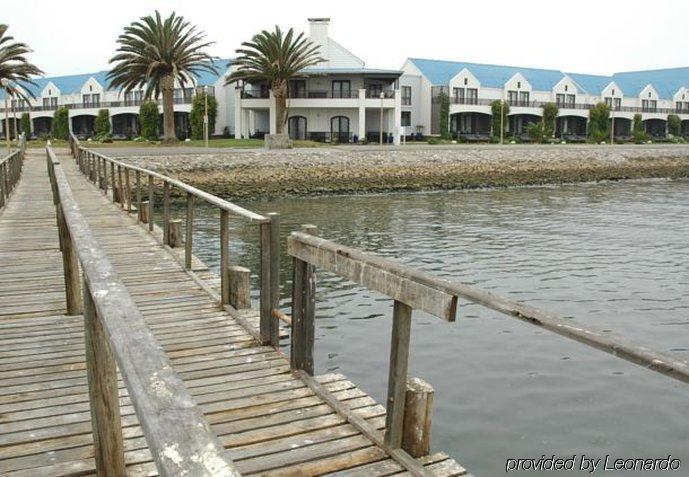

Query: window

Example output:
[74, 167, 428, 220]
[453, 87, 465, 103]
[564, 85, 568, 92]
[401, 86, 412, 105]
[604, 97, 620, 110]
[44, 97, 57, 109]
[463, 78, 468, 86]
[401, 111, 411, 127]
[289, 80, 306, 98]
[556, 93, 565, 106]
[466, 88, 478, 104]
[677, 102, 683, 112]
[517, 81, 521, 88]
[331, 80, 351, 98]
[566, 94, 575, 107]
[124, 90, 142, 105]
[330, 116, 350, 142]
[92, 93, 100, 106]
[367, 83, 383, 98]
[642, 99, 657, 112]
[43, 98, 50, 108]
[508, 90, 518, 104]
[519, 91, 530, 105]
[82, 94, 91, 107]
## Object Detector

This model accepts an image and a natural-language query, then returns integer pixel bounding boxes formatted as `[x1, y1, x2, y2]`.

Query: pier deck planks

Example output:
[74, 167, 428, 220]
[0, 150, 466, 476]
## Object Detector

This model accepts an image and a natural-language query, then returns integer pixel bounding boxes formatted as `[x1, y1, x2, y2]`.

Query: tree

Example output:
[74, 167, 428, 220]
[587, 102, 610, 143]
[0, 24, 44, 104]
[490, 100, 509, 141]
[52, 106, 69, 140]
[542, 102, 558, 139]
[20, 112, 30, 137]
[108, 11, 217, 143]
[189, 91, 217, 140]
[632, 113, 648, 143]
[95, 109, 110, 136]
[668, 114, 681, 136]
[438, 91, 450, 139]
[139, 101, 159, 140]
[226, 26, 323, 138]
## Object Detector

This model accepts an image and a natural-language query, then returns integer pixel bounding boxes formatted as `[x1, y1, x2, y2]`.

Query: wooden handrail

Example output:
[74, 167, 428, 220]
[0, 133, 26, 209]
[69, 141, 282, 348]
[46, 145, 241, 477]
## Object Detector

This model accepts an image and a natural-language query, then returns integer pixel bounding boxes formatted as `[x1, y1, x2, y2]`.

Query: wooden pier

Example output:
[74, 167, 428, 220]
[2, 136, 688, 476]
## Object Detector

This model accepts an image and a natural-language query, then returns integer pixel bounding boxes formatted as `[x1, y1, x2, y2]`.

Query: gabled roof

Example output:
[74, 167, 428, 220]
[0, 59, 232, 100]
[565, 73, 614, 95]
[612, 67, 689, 98]
[408, 58, 565, 90]
[300, 67, 402, 77]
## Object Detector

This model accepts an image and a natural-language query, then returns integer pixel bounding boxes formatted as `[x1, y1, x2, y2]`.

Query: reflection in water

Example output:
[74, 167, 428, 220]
[163, 179, 689, 476]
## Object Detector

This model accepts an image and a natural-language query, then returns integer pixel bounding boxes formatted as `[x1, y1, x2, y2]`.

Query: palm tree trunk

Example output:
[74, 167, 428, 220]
[161, 75, 176, 142]
[273, 82, 288, 135]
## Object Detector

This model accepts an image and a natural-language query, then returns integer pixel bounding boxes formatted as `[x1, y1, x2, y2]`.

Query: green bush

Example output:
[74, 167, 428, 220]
[20, 113, 31, 137]
[542, 102, 558, 139]
[95, 109, 110, 135]
[52, 107, 70, 140]
[437, 91, 450, 140]
[139, 101, 159, 141]
[526, 122, 545, 143]
[490, 100, 509, 141]
[668, 114, 681, 136]
[587, 103, 610, 143]
[632, 114, 648, 143]
[189, 92, 218, 140]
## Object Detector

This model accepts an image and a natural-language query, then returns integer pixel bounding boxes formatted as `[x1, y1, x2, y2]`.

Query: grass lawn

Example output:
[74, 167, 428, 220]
[22, 137, 328, 149]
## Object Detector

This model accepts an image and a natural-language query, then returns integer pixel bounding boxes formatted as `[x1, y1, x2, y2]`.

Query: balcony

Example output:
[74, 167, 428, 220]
[241, 89, 269, 99]
[450, 97, 492, 105]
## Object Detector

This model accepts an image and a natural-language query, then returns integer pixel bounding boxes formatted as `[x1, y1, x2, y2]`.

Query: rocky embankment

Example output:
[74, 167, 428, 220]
[120, 145, 689, 199]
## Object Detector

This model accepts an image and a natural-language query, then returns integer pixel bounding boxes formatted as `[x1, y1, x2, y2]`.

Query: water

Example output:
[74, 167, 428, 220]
[166, 179, 689, 476]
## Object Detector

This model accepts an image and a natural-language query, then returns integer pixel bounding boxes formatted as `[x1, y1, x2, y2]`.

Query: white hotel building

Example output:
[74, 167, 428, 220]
[1, 18, 688, 143]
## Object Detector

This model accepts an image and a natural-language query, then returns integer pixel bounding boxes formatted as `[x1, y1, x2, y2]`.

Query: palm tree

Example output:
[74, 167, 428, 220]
[0, 24, 44, 139]
[108, 11, 217, 142]
[226, 26, 323, 137]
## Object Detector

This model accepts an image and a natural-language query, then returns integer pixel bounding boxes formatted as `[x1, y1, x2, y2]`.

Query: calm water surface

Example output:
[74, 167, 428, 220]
[167, 179, 689, 476]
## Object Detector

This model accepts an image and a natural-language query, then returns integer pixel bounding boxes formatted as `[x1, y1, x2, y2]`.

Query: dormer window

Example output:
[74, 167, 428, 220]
[517, 81, 521, 89]
[89, 85, 93, 92]
[463, 78, 468, 86]
[648, 91, 652, 98]
[564, 85, 568, 92]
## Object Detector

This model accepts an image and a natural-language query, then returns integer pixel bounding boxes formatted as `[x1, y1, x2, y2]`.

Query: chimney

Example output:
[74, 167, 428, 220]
[307, 18, 329, 65]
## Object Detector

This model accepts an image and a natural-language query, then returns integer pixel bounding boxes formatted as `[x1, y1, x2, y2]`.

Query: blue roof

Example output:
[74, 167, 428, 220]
[409, 58, 565, 90]
[0, 59, 232, 100]
[301, 67, 402, 76]
[411, 58, 689, 99]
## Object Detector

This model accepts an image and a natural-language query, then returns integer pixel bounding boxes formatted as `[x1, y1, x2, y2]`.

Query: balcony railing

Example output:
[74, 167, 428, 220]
[365, 90, 395, 99]
[241, 89, 396, 100]
[450, 97, 493, 106]
[241, 89, 269, 99]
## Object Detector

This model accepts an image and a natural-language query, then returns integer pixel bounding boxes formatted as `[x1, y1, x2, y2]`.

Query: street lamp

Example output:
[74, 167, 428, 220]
[1, 79, 9, 153]
[610, 97, 615, 145]
[500, 98, 505, 145]
[379, 91, 385, 146]
[203, 85, 209, 148]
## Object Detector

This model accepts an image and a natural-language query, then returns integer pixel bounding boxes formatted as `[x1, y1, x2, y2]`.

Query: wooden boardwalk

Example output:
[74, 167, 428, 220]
[0, 149, 466, 476]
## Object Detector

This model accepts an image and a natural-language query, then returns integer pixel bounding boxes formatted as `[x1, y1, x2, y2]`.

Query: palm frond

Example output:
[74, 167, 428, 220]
[0, 24, 44, 101]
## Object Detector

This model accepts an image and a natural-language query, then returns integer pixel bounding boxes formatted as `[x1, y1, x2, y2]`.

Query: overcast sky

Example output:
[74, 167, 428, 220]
[6, 0, 688, 77]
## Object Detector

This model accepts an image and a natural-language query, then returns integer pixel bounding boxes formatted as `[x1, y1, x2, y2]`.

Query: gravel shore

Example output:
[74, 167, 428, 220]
[118, 145, 689, 199]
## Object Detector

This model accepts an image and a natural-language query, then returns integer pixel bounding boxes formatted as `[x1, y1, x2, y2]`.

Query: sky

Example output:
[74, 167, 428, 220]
[5, 0, 689, 78]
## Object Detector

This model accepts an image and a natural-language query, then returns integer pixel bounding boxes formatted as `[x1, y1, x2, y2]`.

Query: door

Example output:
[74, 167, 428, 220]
[330, 116, 350, 142]
[331, 80, 351, 98]
[289, 80, 306, 98]
[288, 116, 307, 140]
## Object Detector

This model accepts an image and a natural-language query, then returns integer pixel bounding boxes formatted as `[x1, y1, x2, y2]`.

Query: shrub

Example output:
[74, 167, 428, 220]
[52, 107, 69, 140]
[20, 113, 30, 137]
[437, 91, 450, 140]
[526, 122, 546, 143]
[632, 113, 648, 143]
[94, 109, 111, 136]
[189, 92, 218, 140]
[587, 103, 610, 143]
[139, 101, 159, 140]
[668, 114, 681, 136]
[542, 102, 558, 139]
[490, 100, 509, 141]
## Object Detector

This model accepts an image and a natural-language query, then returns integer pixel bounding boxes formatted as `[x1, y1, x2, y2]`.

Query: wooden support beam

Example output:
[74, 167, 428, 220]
[403, 377, 434, 457]
[185, 193, 194, 269]
[147, 175, 154, 232]
[110, 162, 116, 203]
[124, 168, 132, 213]
[102, 158, 108, 194]
[117, 165, 124, 209]
[291, 224, 317, 375]
[168, 219, 182, 248]
[135, 170, 141, 223]
[57, 205, 83, 315]
[260, 212, 280, 346]
[83, 279, 126, 476]
[139, 200, 150, 223]
[220, 209, 230, 305]
[228, 265, 251, 309]
[385, 300, 412, 449]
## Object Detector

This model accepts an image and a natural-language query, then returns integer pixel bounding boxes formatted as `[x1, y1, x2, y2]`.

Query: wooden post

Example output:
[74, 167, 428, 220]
[139, 200, 150, 223]
[102, 158, 108, 195]
[168, 219, 182, 248]
[57, 205, 83, 315]
[185, 193, 194, 269]
[135, 170, 141, 223]
[385, 299, 412, 449]
[96, 156, 102, 188]
[402, 377, 434, 458]
[228, 265, 251, 309]
[163, 181, 170, 245]
[117, 165, 124, 208]
[147, 175, 154, 232]
[260, 212, 280, 346]
[291, 224, 317, 374]
[82, 279, 126, 476]
[220, 209, 230, 305]
[110, 162, 116, 203]
[0, 164, 5, 208]
[124, 168, 132, 213]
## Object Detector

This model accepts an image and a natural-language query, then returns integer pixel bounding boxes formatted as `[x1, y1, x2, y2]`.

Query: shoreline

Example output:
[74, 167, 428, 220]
[118, 145, 689, 199]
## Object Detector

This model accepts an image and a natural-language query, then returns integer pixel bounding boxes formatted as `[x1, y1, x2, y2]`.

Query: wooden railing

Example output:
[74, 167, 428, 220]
[68, 133, 282, 346]
[0, 133, 26, 210]
[287, 227, 689, 457]
[46, 144, 241, 477]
